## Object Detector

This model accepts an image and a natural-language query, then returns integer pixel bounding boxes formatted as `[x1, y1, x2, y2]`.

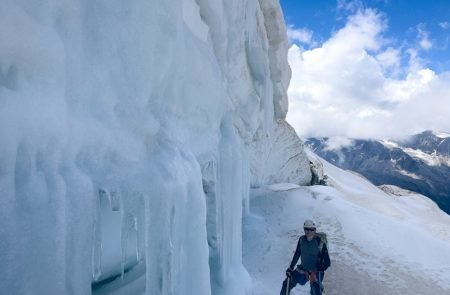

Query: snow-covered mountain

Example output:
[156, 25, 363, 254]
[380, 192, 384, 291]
[305, 131, 450, 215]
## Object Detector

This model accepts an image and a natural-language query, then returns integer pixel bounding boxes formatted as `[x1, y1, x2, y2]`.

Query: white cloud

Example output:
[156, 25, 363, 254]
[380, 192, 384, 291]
[324, 137, 354, 151]
[417, 25, 432, 50]
[375, 47, 400, 71]
[286, 9, 450, 140]
[439, 22, 450, 30]
[406, 48, 422, 72]
[337, 0, 364, 14]
[287, 26, 315, 46]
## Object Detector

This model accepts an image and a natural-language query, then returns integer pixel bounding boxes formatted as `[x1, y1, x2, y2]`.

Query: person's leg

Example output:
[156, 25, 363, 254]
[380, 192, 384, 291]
[280, 276, 295, 295]
[280, 276, 289, 295]
[295, 269, 308, 286]
[280, 269, 307, 294]
[309, 272, 324, 295]
[319, 272, 324, 294]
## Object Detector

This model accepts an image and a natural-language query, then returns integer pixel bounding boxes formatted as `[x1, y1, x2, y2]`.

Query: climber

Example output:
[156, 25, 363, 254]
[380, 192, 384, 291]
[280, 219, 330, 295]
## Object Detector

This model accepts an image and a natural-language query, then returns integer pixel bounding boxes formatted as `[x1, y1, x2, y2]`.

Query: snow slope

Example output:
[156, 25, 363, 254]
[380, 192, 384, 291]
[306, 134, 450, 215]
[244, 152, 450, 294]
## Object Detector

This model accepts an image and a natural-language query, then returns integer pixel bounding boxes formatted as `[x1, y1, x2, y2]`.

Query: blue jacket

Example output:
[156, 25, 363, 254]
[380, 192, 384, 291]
[288, 235, 331, 272]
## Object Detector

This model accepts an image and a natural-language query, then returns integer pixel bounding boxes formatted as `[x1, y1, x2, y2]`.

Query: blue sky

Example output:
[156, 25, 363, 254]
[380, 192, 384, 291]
[280, 0, 450, 139]
[281, 0, 450, 72]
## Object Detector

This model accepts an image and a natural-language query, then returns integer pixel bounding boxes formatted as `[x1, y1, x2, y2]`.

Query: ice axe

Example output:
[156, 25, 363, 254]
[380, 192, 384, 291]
[285, 275, 290, 295]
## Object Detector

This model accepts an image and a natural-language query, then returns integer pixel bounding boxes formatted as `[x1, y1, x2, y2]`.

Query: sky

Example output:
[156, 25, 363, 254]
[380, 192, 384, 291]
[280, 0, 450, 140]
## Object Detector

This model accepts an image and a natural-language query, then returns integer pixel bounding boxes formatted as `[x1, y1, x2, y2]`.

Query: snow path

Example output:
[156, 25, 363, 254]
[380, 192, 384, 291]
[91, 159, 450, 295]
[243, 185, 450, 295]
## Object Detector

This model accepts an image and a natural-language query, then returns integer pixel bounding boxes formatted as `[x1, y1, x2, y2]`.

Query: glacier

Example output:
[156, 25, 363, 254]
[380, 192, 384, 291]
[0, 0, 311, 294]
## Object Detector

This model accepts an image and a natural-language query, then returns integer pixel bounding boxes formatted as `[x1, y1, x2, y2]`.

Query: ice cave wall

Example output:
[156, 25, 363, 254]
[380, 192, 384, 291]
[0, 0, 311, 294]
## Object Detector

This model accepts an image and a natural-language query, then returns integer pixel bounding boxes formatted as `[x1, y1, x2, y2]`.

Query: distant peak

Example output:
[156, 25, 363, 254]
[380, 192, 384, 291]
[435, 132, 450, 139]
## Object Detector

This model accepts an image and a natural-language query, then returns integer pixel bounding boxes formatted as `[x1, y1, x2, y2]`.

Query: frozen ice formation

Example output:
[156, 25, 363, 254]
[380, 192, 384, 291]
[0, 0, 311, 294]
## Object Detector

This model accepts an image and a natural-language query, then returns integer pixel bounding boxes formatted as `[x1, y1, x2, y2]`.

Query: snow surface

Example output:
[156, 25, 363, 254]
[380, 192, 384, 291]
[434, 132, 450, 139]
[244, 152, 450, 295]
[380, 140, 400, 149]
[379, 184, 418, 196]
[381, 139, 450, 167]
[396, 169, 422, 180]
[0, 0, 311, 294]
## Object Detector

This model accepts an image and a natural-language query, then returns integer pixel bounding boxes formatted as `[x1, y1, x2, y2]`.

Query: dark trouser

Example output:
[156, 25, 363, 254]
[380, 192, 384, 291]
[280, 268, 324, 295]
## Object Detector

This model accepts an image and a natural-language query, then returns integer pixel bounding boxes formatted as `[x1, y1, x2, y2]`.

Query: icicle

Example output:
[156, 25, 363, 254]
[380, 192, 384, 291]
[120, 192, 126, 280]
[242, 147, 250, 215]
[200, 156, 219, 251]
[136, 196, 145, 263]
[132, 215, 138, 261]
[109, 190, 121, 211]
[92, 189, 105, 281]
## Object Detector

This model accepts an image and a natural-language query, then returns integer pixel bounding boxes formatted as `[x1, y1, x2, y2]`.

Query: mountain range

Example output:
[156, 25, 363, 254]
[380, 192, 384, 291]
[305, 130, 450, 215]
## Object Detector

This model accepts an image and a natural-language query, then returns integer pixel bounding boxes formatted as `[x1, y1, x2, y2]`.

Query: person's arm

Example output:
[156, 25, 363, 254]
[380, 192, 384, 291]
[318, 243, 331, 271]
[288, 236, 302, 270]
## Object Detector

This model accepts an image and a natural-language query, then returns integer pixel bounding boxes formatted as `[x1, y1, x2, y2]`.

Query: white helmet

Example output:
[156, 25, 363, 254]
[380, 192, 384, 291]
[303, 219, 316, 229]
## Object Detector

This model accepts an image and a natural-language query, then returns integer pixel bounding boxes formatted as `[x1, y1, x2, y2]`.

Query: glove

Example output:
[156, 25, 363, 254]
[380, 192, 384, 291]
[286, 267, 293, 277]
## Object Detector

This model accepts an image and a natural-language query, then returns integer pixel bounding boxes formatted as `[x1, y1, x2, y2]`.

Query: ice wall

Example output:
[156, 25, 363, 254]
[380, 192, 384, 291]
[0, 0, 310, 294]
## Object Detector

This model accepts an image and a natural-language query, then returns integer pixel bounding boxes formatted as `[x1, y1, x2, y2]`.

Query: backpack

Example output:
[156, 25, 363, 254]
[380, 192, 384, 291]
[315, 232, 327, 252]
